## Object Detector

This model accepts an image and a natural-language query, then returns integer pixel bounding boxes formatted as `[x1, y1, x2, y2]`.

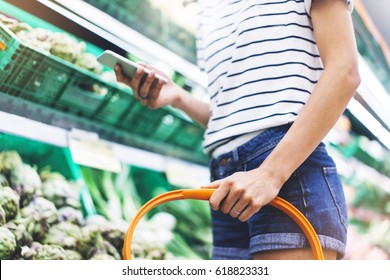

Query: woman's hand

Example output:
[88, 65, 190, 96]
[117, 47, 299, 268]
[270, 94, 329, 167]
[115, 62, 211, 127]
[204, 166, 284, 222]
[115, 62, 179, 109]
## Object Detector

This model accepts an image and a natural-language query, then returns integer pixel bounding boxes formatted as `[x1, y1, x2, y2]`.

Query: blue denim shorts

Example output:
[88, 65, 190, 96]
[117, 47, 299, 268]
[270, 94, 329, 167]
[209, 124, 348, 259]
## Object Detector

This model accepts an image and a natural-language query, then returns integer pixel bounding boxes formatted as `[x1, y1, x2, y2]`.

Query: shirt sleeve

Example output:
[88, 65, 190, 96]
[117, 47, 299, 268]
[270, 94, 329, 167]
[305, 0, 354, 15]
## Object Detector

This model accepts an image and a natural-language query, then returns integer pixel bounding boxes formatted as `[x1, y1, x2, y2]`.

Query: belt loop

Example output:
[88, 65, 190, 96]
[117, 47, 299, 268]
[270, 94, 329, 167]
[232, 148, 239, 162]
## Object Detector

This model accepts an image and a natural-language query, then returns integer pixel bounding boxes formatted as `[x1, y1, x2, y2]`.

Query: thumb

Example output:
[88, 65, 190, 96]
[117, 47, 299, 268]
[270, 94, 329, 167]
[200, 179, 222, 189]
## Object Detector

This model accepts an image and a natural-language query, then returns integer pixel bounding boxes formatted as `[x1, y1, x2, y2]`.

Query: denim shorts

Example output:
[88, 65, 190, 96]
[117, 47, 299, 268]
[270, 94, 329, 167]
[209, 124, 348, 259]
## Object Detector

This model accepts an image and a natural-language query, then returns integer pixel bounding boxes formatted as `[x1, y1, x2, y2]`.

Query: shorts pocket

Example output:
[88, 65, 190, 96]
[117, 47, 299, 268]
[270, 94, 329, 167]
[322, 166, 348, 231]
[242, 136, 282, 171]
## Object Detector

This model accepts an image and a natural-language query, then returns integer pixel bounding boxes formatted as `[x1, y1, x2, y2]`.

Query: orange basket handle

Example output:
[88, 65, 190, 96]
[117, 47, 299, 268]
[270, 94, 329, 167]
[122, 188, 324, 260]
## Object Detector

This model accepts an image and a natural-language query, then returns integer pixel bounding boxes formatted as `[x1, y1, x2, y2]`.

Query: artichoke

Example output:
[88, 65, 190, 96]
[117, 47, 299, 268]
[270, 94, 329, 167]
[91, 233, 121, 260]
[78, 224, 121, 260]
[26, 247, 83, 260]
[63, 249, 82, 260]
[75, 52, 103, 74]
[9, 163, 42, 207]
[34, 244, 67, 260]
[77, 225, 99, 258]
[0, 15, 32, 34]
[57, 206, 84, 226]
[0, 151, 23, 175]
[101, 223, 126, 250]
[4, 222, 33, 249]
[20, 245, 36, 260]
[8, 22, 32, 34]
[0, 186, 20, 221]
[90, 253, 115, 260]
[0, 173, 9, 187]
[43, 222, 83, 250]
[21, 242, 68, 260]
[0, 226, 17, 259]
[41, 173, 81, 209]
[0, 205, 5, 226]
[17, 28, 53, 52]
[50, 33, 86, 63]
[19, 196, 58, 240]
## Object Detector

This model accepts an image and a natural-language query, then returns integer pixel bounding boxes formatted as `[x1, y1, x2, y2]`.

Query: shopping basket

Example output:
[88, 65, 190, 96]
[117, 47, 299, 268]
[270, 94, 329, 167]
[122, 188, 324, 260]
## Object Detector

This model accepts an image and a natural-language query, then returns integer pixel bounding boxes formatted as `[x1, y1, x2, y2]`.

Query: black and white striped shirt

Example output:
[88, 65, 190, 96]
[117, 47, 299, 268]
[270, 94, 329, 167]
[197, 0, 353, 155]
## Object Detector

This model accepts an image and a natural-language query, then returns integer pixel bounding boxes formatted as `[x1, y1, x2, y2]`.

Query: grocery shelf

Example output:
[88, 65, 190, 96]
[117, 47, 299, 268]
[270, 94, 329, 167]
[3, 0, 207, 88]
[0, 110, 210, 178]
[0, 9, 208, 165]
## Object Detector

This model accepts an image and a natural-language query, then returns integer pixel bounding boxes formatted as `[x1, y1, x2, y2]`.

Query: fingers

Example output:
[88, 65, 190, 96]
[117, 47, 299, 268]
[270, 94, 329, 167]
[115, 64, 131, 85]
[208, 177, 264, 222]
[138, 70, 156, 99]
[147, 78, 164, 108]
[130, 66, 146, 99]
[115, 63, 162, 106]
[209, 182, 230, 211]
[232, 197, 262, 222]
[200, 179, 222, 189]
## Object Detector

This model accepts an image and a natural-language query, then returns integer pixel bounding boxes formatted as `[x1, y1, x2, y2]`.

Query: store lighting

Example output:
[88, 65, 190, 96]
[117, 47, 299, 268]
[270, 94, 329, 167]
[44, 0, 207, 87]
[357, 55, 390, 128]
[347, 98, 390, 150]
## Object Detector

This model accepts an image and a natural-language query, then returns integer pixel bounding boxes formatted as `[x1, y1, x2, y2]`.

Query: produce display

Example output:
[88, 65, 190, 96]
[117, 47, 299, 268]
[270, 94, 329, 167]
[0, 150, 140, 259]
[0, 14, 103, 74]
[0, 150, 212, 260]
[81, 166, 212, 260]
[331, 136, 390, 259]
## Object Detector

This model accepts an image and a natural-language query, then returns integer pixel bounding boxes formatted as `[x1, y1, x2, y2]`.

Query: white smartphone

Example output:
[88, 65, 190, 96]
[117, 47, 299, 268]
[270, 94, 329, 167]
[96, 50, 168, 84]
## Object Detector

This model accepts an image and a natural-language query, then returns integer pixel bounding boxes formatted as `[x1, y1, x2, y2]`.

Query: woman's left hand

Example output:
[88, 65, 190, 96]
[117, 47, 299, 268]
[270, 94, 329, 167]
[203, 166, 284, 222]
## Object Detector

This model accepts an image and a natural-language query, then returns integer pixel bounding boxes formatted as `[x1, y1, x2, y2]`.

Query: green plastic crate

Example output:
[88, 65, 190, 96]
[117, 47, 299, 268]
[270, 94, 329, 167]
[0, 12, 206, 164]
[0, 132, 97, 216]
[0, 22, 131, 121]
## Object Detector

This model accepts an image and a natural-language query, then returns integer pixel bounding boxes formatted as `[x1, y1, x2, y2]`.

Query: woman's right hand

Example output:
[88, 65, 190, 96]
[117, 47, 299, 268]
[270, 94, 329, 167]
[115, 62, 179, 109]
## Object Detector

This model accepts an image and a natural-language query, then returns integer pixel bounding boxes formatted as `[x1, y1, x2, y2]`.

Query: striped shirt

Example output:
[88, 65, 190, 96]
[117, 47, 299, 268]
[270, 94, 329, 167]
[197, 0, 353, 155]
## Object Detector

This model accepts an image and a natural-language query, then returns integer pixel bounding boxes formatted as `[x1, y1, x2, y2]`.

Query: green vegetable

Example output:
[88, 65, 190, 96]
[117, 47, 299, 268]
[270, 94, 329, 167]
[0, 151, 23, 175]
[43, 222, 83, 250]
[89, 253, 115, 260]
[166, 233, 203, 260]
[41, 171, 81, 209]
[75, 53, 103, 75]
[80, 168, 110, 219]
[114, 165, 142, 222]
[33, 244, 67, 260]
[89, 231, 121, 260]
[50, 32, 86, 63]
[9, 163, 42, 207]
[0, 174, 9, 187]
[81, 166, 142, 222]
[0, 226, 17, 259]
[57, 206, 84, 226]
[64, 249, 82, 260]
[0, 186, 20, 221]
[19, 196, 58, 240]
[0, 205, 5, 226]
[4, 222, 33, 250]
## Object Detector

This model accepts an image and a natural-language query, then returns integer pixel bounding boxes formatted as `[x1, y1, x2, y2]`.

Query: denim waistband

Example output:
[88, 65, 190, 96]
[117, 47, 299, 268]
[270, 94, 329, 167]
[209, 123, 293, 177]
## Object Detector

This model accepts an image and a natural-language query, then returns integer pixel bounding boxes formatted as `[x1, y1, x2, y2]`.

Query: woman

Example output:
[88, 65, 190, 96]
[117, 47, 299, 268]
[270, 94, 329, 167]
[115, 0, 360, 260]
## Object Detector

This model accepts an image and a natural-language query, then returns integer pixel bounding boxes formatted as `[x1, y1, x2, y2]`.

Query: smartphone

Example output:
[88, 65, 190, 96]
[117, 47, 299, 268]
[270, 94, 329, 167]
[96, 50, 168, 84]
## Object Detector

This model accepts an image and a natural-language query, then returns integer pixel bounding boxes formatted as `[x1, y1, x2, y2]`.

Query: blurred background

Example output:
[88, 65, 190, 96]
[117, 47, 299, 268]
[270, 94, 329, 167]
[0, 0, 389, 260]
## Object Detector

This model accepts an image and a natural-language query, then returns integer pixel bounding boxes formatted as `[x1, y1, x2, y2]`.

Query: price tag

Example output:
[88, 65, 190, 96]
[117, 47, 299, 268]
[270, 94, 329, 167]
[0, 34, 6, 51]
[68, 129, 121, 173]
[165, 159, 210, 189]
